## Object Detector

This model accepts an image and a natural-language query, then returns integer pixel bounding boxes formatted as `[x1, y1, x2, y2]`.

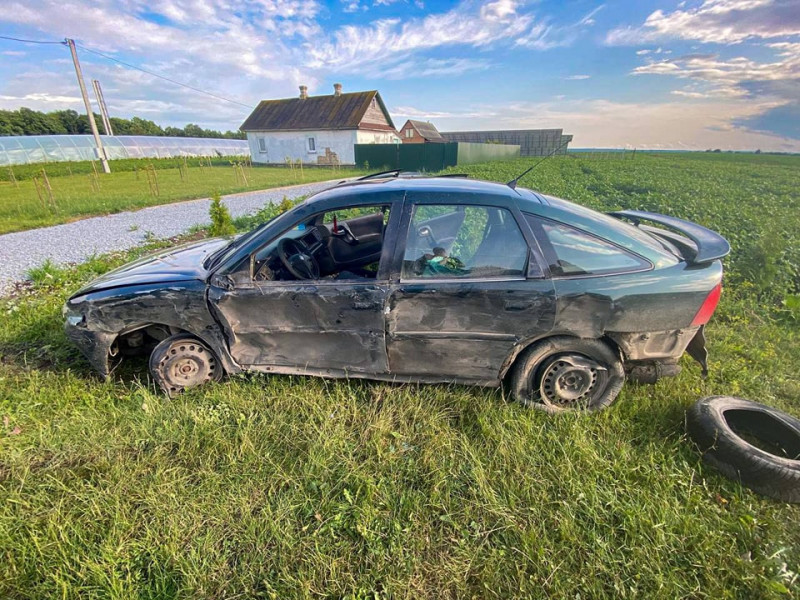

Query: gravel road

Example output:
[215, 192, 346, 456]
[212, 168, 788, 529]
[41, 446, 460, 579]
[0, 179, 340, 294]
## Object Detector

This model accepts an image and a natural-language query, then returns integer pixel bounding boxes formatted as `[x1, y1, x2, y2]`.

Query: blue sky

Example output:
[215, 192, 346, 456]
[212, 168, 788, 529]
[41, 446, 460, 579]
[1, 0, 798, 150]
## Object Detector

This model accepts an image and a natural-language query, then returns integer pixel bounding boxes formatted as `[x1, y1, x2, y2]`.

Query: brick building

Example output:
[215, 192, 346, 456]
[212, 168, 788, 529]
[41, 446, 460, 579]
[399, 119, 445, 144]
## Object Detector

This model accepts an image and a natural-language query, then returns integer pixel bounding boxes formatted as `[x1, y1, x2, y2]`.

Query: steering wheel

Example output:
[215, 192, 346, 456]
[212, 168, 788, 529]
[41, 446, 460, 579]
[277, 238, 320, 280]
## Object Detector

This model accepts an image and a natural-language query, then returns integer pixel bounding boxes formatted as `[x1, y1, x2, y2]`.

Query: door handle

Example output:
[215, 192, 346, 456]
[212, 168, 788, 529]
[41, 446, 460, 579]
[504, 300, 534, 311]
[353, 301, 381, 310]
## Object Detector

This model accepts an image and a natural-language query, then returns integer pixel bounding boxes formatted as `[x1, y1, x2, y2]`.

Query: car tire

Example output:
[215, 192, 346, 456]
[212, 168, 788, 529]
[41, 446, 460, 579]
[149, 334, 223, 396]
[510, 336, 625, 414]
[686, 396, 800, 503]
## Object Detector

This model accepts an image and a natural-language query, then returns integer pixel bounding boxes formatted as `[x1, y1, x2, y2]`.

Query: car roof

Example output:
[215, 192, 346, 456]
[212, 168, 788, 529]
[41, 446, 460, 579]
[300, 175, 546, 212]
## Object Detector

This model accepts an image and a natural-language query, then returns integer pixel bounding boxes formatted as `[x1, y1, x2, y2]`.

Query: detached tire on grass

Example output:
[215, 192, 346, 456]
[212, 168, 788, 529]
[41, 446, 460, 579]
[686, 396, 800, 503]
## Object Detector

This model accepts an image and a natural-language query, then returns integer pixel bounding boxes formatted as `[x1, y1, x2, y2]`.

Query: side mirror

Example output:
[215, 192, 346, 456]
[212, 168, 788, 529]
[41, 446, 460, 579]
[418, 225, 433, 238]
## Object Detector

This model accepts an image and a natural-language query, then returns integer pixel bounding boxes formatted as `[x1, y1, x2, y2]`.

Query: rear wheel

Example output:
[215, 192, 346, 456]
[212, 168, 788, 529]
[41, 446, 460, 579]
[510, 336, 625, 413]
[149, 334, 222, 396]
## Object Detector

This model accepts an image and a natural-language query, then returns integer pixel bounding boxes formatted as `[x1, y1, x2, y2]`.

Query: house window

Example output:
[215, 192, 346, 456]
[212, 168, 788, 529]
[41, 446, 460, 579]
[405, 129, 413, 138]
[257, 137, 267, 153]
[307, 137, 316, 152]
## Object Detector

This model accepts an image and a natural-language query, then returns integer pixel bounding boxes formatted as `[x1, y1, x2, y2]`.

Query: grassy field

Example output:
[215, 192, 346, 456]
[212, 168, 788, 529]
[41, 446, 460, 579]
[0, 158, 361, 234]
[1, 153, 799, 598]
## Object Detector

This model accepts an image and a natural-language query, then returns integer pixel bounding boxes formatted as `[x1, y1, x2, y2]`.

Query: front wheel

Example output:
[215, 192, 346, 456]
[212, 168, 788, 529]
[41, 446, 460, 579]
[149, 334, 223, 396]
[510, 337, 625, 413]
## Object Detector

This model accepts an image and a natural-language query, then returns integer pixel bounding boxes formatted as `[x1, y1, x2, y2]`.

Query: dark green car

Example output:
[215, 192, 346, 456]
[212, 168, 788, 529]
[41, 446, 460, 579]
[65, 173, 729, 412]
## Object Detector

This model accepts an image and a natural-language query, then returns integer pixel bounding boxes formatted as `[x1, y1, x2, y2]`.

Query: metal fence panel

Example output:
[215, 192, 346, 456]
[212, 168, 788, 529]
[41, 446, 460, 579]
[354, 142, 518, 172]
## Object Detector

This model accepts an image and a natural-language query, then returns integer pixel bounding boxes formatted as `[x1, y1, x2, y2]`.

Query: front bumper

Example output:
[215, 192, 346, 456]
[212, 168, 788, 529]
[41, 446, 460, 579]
[63, 303, 115, 378]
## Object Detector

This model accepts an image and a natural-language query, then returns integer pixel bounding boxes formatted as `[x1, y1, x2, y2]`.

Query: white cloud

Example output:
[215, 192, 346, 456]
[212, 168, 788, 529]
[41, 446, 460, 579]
[632, 50, 800, 101]
[0, 92, 83, 104]
[515, 4, 604, 50]
[305, 1, 533, 71]
[565, 74, 591, 80]
[380, 58, 491, 80]
[607, 0, 800, 45]
[341, 0, 364, 12]
[768, 41, 800, 56]
[671, 90, 712, 98]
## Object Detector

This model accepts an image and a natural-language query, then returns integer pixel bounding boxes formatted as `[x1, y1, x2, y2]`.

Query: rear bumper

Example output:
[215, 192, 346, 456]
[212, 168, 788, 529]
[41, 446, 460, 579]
[608, 325, 707, 383]
[608, 326, 701, 362]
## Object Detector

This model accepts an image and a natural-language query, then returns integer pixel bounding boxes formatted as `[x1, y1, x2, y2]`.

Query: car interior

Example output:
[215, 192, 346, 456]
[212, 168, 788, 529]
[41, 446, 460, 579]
[250, 203, 529, 282]
[252, 206, 390, 281]
[402, 205, 529, 279]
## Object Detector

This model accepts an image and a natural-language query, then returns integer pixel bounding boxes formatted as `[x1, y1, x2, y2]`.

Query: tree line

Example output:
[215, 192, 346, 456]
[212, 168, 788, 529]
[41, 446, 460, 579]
[0, 108, 245, 139]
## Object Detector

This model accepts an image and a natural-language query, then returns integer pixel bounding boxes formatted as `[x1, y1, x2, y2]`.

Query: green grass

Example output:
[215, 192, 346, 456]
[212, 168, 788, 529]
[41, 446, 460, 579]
[0, 156, 249, 182]
[0, 159, 362, 234]
[1, 153, 799, 598]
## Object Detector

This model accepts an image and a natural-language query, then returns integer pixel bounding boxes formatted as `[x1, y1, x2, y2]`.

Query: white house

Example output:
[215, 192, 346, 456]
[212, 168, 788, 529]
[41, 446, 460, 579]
[240, 84, 400, 166]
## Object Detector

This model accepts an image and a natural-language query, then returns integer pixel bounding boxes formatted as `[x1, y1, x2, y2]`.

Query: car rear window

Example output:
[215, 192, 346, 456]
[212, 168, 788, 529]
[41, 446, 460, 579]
[540, 194, 676, 257]
[527, 215, 651, 277]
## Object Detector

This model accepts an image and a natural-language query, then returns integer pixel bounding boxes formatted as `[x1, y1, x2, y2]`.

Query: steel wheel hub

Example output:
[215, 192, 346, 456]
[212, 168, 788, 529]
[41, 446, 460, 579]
[538, 354, 605, 406]
[158, 342, 217, 390]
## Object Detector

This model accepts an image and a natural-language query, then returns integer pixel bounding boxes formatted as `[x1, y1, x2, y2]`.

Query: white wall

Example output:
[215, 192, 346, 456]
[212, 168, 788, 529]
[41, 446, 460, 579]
[247, 130, 357, 165]
[247, 129, 401, 165]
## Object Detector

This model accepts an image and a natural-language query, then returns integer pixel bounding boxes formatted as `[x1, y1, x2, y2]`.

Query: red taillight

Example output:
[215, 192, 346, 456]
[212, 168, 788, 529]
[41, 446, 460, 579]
[691, 283, 722, 327]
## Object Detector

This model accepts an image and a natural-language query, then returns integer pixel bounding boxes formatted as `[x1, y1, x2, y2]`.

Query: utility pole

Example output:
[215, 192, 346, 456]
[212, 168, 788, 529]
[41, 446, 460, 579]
[65, 38, 110, 173]
[92, 79, 114, 136]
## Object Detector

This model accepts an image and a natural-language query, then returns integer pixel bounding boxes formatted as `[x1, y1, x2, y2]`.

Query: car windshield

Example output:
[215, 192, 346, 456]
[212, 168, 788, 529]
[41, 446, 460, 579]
[203, 218, 274, 270]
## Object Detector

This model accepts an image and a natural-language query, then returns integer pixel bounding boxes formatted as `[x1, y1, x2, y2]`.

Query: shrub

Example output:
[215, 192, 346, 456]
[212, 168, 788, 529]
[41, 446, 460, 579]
[277, 195, 294, 213]
[208, 191, 235, 237]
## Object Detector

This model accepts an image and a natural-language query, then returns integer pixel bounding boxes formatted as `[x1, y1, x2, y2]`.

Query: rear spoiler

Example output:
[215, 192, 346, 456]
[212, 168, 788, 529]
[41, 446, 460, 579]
[608, 210, 731, 264]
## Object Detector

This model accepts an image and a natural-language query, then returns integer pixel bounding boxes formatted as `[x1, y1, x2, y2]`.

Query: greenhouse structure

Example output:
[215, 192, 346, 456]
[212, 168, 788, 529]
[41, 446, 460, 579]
[0, 135, 248, 166]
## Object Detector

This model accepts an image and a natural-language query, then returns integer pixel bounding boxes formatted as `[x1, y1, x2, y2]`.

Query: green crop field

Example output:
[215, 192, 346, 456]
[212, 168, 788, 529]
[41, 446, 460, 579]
[0, 158, 362, 234]
[1, 152, 799, 599]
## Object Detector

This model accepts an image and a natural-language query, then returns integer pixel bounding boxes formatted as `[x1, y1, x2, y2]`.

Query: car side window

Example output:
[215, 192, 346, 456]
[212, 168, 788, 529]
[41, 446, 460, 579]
[249, 205, 390, 282]
[526, 215, 649, 277]
[402, 205, 528, 279]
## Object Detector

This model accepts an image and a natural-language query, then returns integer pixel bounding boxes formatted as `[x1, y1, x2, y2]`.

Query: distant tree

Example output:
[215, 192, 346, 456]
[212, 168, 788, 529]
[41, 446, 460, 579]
[755, 149, 762, 154]
[163, 126, 185, 137]
[128, 117, 164, 136]
[0, 107, 245, 139]
[183, 123, 206, 138]
[54, 110, 82, 134]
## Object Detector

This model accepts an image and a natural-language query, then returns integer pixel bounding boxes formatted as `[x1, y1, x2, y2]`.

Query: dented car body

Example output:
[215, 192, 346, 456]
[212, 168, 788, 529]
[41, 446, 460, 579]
[65, 174, 729, 411]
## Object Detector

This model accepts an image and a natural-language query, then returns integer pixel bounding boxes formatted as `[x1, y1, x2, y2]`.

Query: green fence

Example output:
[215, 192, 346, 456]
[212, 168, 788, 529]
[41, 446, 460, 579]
[354, 142, 519, 172]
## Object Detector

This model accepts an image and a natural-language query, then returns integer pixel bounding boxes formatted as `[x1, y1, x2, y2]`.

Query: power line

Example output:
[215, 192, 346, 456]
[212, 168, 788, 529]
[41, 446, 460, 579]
[0, 34, 65, 45]
[76, 44, 252, 108]
[1, 34, 252, 109]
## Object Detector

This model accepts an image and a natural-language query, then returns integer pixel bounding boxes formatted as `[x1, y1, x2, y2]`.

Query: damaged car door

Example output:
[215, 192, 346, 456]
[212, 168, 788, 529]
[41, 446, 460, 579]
[386, 194, 556, 382]
[207, 200, 401, 376]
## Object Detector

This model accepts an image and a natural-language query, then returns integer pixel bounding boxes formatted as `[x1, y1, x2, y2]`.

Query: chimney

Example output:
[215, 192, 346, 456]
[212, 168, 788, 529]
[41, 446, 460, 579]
[299, 85, 308, 99]
[333, 83, 342, 97]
